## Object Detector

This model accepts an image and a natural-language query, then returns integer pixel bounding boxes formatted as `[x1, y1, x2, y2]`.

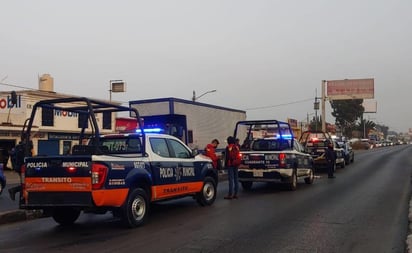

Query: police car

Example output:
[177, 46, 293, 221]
[235, 120, 315, 191]
[299, 131, 345, 170]
[12, 97, 218, 228]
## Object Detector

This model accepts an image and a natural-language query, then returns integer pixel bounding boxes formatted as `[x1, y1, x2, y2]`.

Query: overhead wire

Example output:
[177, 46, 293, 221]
[244, 98, 314, 111]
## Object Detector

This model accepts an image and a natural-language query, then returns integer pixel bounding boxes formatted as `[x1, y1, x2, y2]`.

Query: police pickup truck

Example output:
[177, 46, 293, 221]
[10, 97, 217, 228]
[235, 120, 314, 191]
[298, 131, 345, 171]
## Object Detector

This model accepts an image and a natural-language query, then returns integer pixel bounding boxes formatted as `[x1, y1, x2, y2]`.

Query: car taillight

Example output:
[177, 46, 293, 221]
[66, 166, 77, 173]
[92, 163, 108, 190]
[279, 153, 287, 168]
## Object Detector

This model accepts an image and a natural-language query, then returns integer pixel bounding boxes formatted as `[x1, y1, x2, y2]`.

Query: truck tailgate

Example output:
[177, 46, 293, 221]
[24, 156, 93, 207]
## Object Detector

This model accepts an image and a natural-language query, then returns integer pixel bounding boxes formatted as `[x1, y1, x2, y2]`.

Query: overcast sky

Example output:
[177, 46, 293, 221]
[1, 1, 411, 133]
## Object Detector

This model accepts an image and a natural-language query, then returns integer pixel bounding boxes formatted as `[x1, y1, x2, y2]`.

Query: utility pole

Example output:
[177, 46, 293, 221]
[321, 80, 326, 132]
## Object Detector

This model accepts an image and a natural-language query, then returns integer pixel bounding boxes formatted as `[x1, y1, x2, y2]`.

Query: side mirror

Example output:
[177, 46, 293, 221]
[191, 148, 199, 157]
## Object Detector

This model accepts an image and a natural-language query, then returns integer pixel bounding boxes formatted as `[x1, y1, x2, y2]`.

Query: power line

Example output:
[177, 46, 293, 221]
[244, 98, 314, 111]
[0, 82, 37, 91]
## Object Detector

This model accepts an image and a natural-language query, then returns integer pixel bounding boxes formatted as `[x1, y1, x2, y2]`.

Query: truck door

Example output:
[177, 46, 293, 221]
[149, 137, 178, 186]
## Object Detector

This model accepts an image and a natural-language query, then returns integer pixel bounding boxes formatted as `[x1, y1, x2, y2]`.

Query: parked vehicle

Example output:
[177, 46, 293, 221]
[337, 141, 354, 164]
[128, 97, 246, 151]
[9, 97, 217, 228]
[0, 163, 6, 195]
[234, 120, 314, 191]
[299, 131, 345, 170]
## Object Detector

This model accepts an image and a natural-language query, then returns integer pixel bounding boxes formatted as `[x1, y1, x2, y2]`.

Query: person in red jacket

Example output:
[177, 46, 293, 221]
[224, 136, 241, 199]
[205, 139, 220, 169]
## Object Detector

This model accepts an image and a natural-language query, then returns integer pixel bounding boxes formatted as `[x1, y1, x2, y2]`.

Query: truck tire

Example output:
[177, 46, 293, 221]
[241, 181, 253, 191]
[286, 169, 297, 191]
[196, 177, 217, 206]
[52, 207, 81, 226]
[121, 188, 149, 228]
[304, 168, 314, 184]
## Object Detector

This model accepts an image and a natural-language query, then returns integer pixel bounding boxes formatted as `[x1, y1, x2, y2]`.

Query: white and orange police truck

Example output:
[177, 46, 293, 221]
[10, 97, 218, 228]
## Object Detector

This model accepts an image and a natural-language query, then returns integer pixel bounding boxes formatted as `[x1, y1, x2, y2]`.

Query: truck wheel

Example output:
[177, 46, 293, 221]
[286, 170, 297, 191]
[121, 188, 149, 228]
[52, 207, 81, 226]
[241, 181, 253, 191]
[196, 177, 217, 206]
[304, 169, 314, 184]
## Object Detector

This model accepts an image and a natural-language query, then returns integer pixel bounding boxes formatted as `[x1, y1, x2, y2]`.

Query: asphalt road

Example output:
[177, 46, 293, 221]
[0, 145, 410, 253]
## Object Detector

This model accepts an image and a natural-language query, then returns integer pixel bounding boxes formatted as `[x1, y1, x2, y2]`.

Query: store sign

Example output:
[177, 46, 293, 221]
[0, 94, 22, 109]
[54, 109, 78, 117]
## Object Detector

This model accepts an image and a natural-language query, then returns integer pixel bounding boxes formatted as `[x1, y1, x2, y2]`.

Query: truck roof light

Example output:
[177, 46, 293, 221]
[135, 128, 163, 133]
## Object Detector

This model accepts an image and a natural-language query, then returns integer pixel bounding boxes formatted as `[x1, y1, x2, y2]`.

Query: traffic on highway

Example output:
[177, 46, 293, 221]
[0, 91, 410, 252]
[0, 144, 410, 252]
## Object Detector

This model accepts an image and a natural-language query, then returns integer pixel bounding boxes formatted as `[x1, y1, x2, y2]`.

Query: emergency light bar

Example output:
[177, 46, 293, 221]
[272, 134, 293, 140]
[281, 134, 293, 140]
[135, 128, 163, 133]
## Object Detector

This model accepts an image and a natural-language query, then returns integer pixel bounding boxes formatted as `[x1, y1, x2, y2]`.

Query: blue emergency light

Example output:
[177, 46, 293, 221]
[281, 134, 293, 140]
[135, 128, 163, 133]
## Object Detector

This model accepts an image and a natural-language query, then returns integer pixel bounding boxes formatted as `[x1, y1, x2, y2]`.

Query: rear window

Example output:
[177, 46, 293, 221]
[97, 136, 142, 154]
[251, 139, 290, 151]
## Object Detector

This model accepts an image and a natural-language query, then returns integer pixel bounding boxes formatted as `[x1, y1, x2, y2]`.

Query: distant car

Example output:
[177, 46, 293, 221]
[360, 139, 371, 149]
[337, 141, 354, 164]
[333, 141, 346, 168]
[0, 164, 6, 195]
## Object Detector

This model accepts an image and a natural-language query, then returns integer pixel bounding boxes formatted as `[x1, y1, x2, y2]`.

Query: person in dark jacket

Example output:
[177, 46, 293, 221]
[325, 141, 337, 178]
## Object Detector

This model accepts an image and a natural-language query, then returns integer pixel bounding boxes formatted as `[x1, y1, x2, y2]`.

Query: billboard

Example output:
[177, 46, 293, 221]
[327, 78, 374, 100]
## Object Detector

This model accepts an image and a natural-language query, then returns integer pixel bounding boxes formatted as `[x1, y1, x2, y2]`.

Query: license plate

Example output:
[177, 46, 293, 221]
[253, 170, 264, 177]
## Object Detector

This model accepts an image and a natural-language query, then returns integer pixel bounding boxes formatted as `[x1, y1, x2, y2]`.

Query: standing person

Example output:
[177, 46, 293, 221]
[325, 141, 337, 178]
[224, 136, 241, 199]
[204, 139, 220, 169]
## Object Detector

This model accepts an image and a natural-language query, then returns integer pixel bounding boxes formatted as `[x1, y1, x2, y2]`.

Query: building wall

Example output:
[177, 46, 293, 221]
[0, 90, 118, 166]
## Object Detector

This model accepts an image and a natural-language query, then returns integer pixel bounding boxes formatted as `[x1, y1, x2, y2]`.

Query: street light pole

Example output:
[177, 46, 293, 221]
[314, 96, 320, 132]
[109, 80, 126, 101]
[192, 89, 217, 102]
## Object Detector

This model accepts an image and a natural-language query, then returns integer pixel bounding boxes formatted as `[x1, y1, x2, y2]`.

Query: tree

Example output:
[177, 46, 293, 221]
[356, 119, 376, 138]
[309, 115, 322, 131]
[375, 124, 389, 139]
[330, 99, 364, 137]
